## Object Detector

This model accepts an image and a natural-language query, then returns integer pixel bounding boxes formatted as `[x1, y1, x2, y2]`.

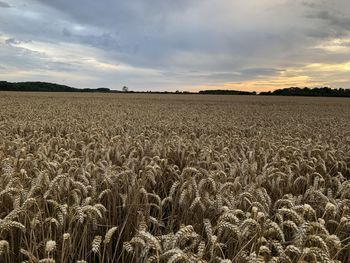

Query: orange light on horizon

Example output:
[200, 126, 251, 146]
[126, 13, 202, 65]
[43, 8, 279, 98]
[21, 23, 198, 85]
[190, 76, 326, 93]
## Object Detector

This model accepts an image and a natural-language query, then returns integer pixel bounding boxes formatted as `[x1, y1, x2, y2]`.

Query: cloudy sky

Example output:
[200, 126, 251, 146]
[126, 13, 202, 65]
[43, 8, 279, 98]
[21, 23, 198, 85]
[1, 0, 350, 91]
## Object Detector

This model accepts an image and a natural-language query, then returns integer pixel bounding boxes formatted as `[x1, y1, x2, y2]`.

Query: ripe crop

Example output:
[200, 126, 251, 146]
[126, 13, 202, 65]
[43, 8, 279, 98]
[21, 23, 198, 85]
[0, 92, 349, 262]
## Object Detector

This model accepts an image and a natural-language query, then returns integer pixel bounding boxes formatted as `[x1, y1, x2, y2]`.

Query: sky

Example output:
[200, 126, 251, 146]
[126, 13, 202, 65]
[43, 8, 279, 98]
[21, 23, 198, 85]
[1, 0, 350, 92]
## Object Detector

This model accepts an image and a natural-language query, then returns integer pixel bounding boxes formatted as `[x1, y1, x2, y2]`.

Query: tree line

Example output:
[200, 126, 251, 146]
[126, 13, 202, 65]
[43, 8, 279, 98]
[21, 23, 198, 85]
[260, 87, 350, 97]
[1, 81, 349, 97]
[0, 81, 111, 93]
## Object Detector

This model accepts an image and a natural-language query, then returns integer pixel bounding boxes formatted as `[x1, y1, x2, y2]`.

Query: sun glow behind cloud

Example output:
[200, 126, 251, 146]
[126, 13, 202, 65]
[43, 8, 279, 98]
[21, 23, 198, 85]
[192, 61, 350, 92]
[192, 75, 315, 92]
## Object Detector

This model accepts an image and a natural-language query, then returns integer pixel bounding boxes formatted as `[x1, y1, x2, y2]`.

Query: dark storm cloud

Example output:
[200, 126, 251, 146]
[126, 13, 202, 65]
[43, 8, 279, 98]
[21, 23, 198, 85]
[1, 0, 350, 90]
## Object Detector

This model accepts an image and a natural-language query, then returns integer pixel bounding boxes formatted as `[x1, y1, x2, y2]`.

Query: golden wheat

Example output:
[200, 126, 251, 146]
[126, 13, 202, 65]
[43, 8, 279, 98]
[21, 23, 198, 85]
[0, 92, 349, 262]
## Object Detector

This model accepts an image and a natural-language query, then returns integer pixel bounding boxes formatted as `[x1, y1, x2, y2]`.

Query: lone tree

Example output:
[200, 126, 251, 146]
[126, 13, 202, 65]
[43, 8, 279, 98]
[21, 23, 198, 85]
[122, 86, 128, 92]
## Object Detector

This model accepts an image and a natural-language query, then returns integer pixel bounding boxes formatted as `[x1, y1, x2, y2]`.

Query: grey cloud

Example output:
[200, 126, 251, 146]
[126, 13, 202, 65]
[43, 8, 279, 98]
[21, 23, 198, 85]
[303, 0, 350, 37]
[61, 29, 119, 49]
[308, 10, 350, 28]
[159, 67, 284, 85]
[32, 1, 325, 72]
[62, 28, 72, 37]
[0, 1, 10, 8]
[6, 38, 22, 45]
[0, 42, 74, 72]
[5, 38, 18, 45]
[79, 33, 120, 50]
[338, 41, 350, 47]
[60, 28, 121, 52]
[301, 1, 319, 9]
[45, 61, 76, 72]
[36, 0, 191, 28]
[240, 68, 284, 78]
[5, 38, 32, 46]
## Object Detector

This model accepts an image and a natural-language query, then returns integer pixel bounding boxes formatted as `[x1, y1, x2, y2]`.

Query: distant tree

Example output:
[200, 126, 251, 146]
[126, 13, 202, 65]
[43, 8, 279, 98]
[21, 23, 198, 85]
[122, 86, 129, 92]
[97, 88, 110, 92]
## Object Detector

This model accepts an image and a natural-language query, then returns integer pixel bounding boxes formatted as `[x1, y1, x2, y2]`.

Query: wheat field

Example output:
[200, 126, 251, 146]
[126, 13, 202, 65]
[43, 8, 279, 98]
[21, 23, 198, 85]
[0, 92, 349, 263]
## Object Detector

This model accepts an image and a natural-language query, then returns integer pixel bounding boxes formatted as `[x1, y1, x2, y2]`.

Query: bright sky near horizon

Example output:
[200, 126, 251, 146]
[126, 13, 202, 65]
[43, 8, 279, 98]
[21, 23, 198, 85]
[1, 0, 350, 92]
